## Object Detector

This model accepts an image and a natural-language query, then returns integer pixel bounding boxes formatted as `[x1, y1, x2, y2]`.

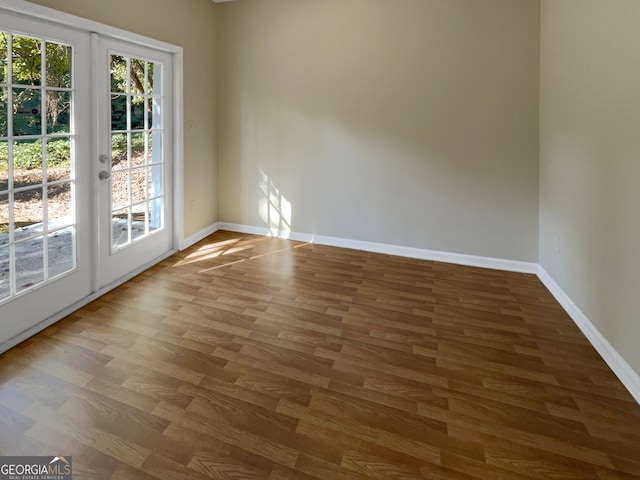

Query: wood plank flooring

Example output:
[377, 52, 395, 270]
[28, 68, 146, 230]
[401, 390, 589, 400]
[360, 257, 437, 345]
[1, 230, 639, 479]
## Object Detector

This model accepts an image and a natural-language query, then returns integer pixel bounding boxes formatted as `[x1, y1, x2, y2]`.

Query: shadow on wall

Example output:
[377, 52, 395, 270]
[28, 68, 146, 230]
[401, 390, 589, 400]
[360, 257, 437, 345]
[259, 169, 292, 238]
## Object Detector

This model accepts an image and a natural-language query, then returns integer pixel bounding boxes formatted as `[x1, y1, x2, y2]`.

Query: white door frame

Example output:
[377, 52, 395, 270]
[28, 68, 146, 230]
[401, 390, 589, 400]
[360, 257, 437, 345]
[0, 0, 184, 353]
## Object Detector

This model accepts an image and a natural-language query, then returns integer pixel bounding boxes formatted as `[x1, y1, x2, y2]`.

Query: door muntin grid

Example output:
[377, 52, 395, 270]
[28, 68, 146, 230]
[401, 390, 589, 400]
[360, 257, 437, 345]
[0, 31, 76, 303]
[109, 53, 164, 252]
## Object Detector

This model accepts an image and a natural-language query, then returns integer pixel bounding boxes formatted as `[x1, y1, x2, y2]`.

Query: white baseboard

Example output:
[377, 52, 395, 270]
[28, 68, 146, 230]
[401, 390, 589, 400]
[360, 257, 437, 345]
[537, 266, 640, 405]
[216, 222, 539, 274]
[179, 222, 222, 250]
[216, 222, 272, 239]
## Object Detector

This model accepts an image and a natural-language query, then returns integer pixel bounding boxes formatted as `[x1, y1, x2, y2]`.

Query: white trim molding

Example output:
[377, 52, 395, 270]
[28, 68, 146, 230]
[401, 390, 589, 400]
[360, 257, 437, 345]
[537, 266, 640, 405]
[215, 222, 539, 274]
[180, 222, 222, 250]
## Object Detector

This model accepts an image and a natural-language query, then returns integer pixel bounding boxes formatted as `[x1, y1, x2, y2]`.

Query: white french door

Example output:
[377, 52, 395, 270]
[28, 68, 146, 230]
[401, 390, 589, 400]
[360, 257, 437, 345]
[95, 37, 173, 289]
[0, 11, 92, 345]
[0, 5, 177, 349]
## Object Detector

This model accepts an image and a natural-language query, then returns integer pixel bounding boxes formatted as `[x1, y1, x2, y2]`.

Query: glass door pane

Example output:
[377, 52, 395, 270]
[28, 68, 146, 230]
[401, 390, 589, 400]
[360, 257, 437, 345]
[109, 54, 164, 251]
[0, 29, 76, 303]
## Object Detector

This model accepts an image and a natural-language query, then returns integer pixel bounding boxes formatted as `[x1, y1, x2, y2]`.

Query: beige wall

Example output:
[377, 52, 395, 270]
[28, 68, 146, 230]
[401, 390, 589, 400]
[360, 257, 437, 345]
[540, 0, 640, 373]
[217, 0, 540, 261]
[27, 0, 219, 238]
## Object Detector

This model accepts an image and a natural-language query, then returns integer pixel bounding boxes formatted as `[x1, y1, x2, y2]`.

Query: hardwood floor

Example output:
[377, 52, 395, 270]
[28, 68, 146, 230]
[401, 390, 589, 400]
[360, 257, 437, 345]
[1, 230, 639, 479]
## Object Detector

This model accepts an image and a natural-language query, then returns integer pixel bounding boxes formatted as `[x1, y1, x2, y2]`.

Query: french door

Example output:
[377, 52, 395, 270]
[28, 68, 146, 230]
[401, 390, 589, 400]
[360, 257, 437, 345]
[0, 9, 176, 348]
[95, 37, 173, 289]
[0, 12, 92, 345]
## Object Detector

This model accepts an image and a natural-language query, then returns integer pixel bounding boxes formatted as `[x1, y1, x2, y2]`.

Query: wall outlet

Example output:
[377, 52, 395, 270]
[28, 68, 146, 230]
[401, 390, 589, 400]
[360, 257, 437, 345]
[189, 199, 196, 212]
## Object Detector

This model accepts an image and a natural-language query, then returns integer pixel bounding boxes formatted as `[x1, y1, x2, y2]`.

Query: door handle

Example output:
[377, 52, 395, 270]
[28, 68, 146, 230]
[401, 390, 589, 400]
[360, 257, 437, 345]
[99, 170, 111, 180]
